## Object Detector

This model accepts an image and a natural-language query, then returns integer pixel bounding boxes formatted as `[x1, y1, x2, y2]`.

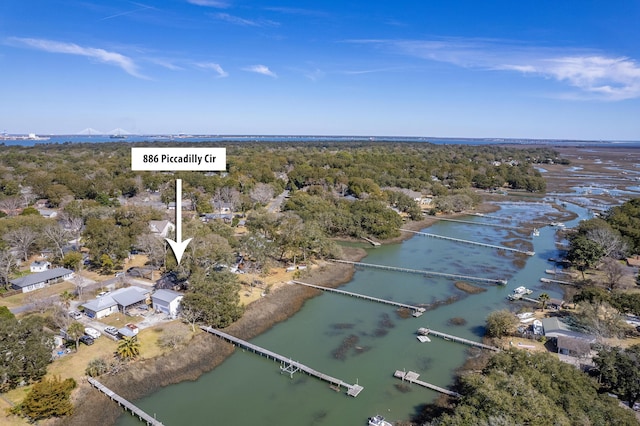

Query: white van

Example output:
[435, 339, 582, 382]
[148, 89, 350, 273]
[84, 327, 101, 339]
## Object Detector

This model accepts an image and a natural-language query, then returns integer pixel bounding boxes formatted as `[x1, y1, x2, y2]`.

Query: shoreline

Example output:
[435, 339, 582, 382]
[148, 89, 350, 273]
[57, 202, 503, 425]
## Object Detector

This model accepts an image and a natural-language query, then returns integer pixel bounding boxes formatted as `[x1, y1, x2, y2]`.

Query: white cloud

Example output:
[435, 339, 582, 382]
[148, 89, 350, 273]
[196, 62, 229, 77]
[211, 12, 278, 27]
[9, 37, 147, 79]
[243, 64, 277, 78]
[213, 12, 258, 26]
[187, 0, 229, 8]
[351, 38, 640, 100]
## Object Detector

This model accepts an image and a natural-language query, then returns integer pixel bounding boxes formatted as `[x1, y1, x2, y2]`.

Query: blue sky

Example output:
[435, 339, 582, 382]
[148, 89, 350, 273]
[1, 1, 639, 140]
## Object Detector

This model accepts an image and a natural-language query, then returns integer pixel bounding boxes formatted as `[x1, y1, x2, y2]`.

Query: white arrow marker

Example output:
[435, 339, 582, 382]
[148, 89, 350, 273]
[165, 179, 192, 265]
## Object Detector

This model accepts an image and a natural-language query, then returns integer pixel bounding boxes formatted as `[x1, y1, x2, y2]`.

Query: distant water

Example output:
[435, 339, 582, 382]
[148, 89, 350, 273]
[2, 135, 640, 147]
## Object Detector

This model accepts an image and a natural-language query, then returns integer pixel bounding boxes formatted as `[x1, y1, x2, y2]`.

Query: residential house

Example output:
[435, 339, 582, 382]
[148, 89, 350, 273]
[30, 260, 51, 273]
[149, 220, 175, 238]
[81, 286, 150, 319]
[556, 336, 591, 358]
[10, 267, 74, 293]
[38, 209, 58, 219]
[541, 317, 596, 343]
[151, 289, 183, 318]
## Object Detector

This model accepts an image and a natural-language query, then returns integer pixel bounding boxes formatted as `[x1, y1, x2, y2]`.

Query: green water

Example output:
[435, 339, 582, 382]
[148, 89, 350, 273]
[117, 202, 589, 426]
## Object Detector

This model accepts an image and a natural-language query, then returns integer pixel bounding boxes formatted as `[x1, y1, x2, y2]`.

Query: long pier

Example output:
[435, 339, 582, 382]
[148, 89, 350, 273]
[330, 259, 508, 285]
[540, 277, 575, 286]
[200, 326, 364, 397]
[289, 280, 425, 317]
[417, 328, 501, 352]
[87, 377, 163, 426]
[428, 217, 524, 231]
[394, 370, 461, 398]
[400, 229, 535, 256]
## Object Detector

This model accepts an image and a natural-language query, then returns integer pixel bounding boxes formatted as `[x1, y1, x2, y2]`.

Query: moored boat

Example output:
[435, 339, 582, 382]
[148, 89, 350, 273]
[369, 415, 393, 426]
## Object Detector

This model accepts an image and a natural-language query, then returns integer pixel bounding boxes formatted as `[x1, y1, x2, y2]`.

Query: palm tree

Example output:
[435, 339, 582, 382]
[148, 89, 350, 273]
[67, 321, 85, 352]
[538, 292, 550, 310]
[60, 290, 74, 310]
[116, 336, 140, 361]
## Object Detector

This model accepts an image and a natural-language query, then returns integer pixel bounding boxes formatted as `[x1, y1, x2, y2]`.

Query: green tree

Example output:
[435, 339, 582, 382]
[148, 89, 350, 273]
[67, 321, 85, 352]
[0, 316, 53, 391]
[595, 344, 640, 408]
[431, 350, 638, 425]
[567, 234, 605, 279]
[180, 270, 245, 328]
[116, 336, 141, 361]
[61, 251, 83, 271]
[485, 309, 518, 338]
[11, 376, 76, 421]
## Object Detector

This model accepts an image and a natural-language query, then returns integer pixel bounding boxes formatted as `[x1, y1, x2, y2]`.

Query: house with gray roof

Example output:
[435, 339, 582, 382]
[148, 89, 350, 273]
[151, 289, 183, 318]
[541, 317, 595, 343]
[81, 286, 150, 319]
[10, 267, 74, 293]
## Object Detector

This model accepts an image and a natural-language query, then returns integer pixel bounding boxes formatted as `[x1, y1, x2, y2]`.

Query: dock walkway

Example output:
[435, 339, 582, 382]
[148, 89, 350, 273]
[289, 280, 424, 317]
[429, 217, 524, 231]
[87, 377, 163, 426]
[394, 370, 461, 398]
[400, 229, 535, 256]
[417, 328, 501, 352]
[540, 277, 575, 286]
[330, 259, 507, 285]
[201, 326, 364, 397]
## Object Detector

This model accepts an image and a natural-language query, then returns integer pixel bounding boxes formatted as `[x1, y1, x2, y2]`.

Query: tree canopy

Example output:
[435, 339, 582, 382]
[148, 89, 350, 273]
[429, 350, 638, 425]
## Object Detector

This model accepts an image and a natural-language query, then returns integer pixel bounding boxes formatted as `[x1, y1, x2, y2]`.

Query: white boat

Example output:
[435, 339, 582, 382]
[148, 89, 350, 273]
[532, 228, 540, 237]
[513, 286, 533, 295]
[369, 415, 393, 426]
[516, 312, 534, 319]
[550, 222, 565, 228]
[417, 335, 431, 343]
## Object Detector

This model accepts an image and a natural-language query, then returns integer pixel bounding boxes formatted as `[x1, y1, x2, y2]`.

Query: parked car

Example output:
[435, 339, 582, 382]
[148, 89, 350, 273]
[84, 327, 101, 339]
[103, 326, 119, 337]
[79, 335, 94, 345]
[97, 291, 111, 298]
[68, 311, 82, 320]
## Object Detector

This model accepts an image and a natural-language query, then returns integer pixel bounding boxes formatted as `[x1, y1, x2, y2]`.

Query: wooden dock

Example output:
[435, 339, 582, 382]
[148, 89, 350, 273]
[330, 259, 508, 285]
[87, 377, 163, 426]
[289, 280, 425, 317]
[545, 269, 576, 278]
[417, 328, 501, 352]
[428, 217, 524, 231]
[200, 326, 364, 397]
[540, 277, 575, 286]
[393, 370, 461, 398]
[400, 229, 535, 256]
[507, 293, 541, 304]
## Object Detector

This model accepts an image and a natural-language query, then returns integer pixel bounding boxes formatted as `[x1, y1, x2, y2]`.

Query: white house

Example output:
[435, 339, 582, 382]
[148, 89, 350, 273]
[10, 267, 74, 293]
[30, 260, 51, 273]
[151, 289, 183, 318]
[149, 220, 175, 238]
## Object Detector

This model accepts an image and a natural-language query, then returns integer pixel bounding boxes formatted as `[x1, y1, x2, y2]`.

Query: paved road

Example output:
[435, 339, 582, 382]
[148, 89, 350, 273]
[266, 190, 289, 213]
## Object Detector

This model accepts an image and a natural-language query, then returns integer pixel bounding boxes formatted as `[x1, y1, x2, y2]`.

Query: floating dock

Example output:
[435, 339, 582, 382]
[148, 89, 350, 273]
[87, 377, 163, 426]
[393, 370, 461, 398]
[400, 229, 535, 256]
[289, 280, 425, 317]
[330, 259, 508, 285]
[417, 328, 501, 352]
[201, 326, 364, 397]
